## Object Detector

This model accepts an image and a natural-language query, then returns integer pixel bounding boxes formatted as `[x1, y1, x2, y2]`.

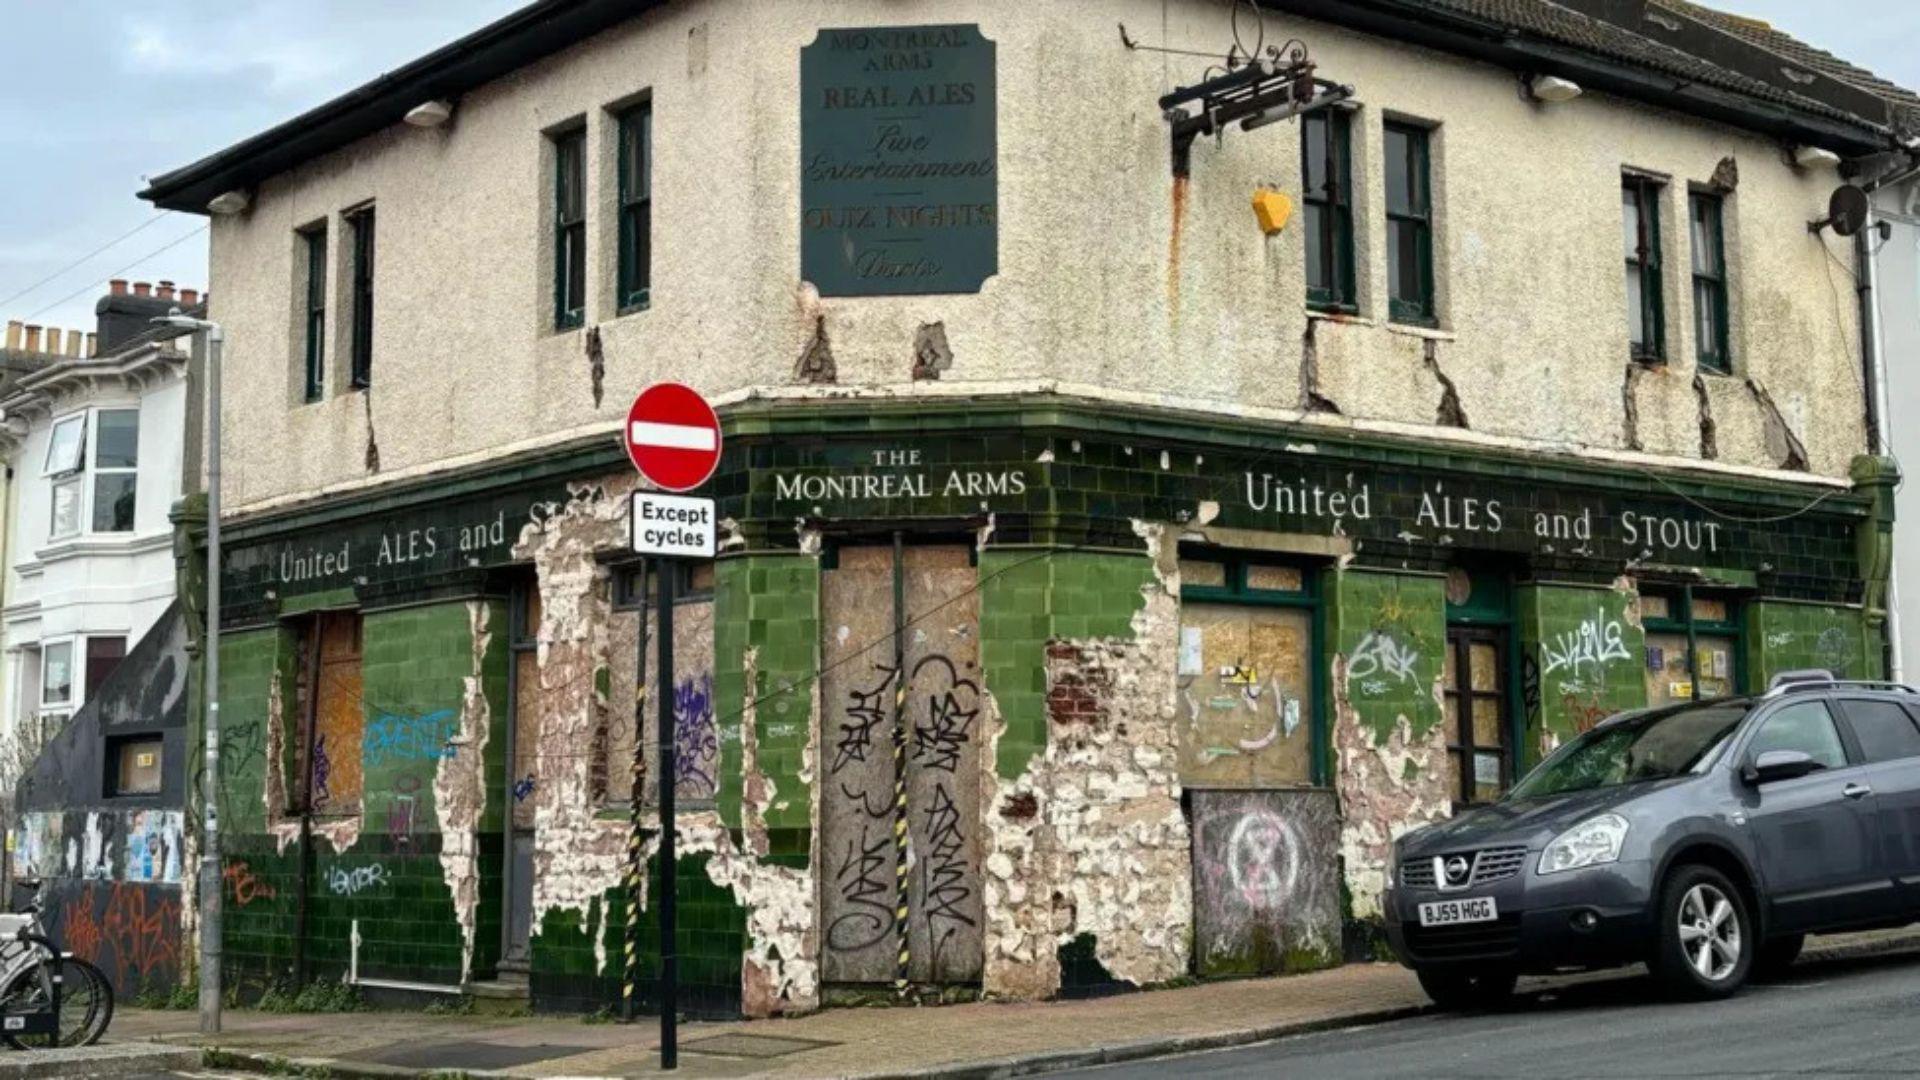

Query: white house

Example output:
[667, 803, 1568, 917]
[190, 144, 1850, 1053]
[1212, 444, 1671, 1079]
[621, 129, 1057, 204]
[0, 281, 194, 764]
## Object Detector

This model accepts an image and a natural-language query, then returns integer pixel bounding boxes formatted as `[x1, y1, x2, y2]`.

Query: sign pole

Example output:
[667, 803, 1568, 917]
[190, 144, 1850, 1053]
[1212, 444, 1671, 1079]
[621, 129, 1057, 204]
[656, 562, 678, 1070]
[622, 560, 650, 1023]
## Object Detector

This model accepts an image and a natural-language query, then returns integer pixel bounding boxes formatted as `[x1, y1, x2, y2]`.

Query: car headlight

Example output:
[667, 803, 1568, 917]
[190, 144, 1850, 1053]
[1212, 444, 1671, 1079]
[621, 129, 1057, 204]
[1538, 814, 1629, 876]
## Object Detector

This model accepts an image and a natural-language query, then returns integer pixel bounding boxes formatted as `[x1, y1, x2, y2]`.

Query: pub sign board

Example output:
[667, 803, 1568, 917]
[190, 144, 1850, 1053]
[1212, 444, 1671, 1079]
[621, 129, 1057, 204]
[800, 24, 997, 296]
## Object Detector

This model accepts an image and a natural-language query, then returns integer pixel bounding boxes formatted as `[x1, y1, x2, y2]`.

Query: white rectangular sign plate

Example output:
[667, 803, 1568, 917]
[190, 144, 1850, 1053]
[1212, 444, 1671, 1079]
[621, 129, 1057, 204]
[630, 493, 716, 558]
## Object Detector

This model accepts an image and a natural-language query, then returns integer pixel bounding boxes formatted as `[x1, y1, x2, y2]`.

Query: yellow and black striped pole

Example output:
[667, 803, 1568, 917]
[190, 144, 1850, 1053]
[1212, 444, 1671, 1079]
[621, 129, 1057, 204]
[890, 532, 911, 997]
[622, 561, 649, 1023]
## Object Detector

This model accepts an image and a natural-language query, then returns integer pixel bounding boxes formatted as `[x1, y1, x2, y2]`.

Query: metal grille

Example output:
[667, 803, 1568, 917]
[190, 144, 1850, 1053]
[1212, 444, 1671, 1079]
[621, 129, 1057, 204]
[1398, 845, 1530, 890]
[1470, 845, 1528, 886]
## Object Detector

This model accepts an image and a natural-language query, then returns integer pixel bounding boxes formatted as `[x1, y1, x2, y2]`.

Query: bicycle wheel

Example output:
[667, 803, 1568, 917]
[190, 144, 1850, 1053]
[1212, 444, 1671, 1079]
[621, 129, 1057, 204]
[0, 955, 113, 1049]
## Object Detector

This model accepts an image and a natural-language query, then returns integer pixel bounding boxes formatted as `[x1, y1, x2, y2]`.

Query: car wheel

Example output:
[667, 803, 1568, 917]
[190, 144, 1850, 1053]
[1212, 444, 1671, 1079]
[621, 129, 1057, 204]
[1753, 933, 1805, 980]
[1416, 966, 1518, 1010]
[1651, 864, 1753, 999]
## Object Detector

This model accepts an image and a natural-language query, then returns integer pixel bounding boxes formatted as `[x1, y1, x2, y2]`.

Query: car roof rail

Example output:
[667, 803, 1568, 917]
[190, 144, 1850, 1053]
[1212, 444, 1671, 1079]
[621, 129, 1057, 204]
[1763, 671, 1920, 698]
[1766, 669, 1836, 695]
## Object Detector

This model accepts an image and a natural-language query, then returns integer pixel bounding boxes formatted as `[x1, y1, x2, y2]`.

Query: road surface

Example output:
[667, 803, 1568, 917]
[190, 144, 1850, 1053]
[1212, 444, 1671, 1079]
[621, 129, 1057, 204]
[1059, 950, 1920, 1079]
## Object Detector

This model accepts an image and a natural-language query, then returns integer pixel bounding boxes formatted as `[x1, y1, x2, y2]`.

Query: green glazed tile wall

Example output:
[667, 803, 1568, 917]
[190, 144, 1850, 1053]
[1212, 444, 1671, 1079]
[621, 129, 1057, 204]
[1326, 571, 1446, 745]
[713, 554, 819, 848]
[1745, 601, 1878, 686]
[1517, 583, 1647, 754]
[978, 549, 1151, 779]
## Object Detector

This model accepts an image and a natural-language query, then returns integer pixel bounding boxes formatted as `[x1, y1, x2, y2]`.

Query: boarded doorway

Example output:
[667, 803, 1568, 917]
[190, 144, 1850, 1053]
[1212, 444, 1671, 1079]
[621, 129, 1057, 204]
[819, 544, 984, 986]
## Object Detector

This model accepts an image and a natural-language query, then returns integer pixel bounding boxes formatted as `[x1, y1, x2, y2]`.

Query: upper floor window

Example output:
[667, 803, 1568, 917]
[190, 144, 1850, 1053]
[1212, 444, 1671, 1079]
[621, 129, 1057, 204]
[1623, 174, 1665, 362]
[301, 225, 328, 401]
[553, 127, 587, 330]
[40, 640, 73, 731]
[1302, 108, 1355, 312]
[617, 102, 652, 312]
[45, 408, 139, 540]
[348, 206, 375, 389]
[1689, 192, 1730, 374]
[1384, 122, 1435, 324]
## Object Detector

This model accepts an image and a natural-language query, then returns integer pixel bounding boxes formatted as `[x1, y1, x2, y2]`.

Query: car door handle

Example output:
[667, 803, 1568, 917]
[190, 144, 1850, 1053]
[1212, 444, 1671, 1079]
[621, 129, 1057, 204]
[1843, 782, 1874, 800]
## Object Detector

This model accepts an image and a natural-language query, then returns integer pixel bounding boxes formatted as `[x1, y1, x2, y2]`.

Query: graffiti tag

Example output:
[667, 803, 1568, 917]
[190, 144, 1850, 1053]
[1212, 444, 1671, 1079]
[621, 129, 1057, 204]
[1540, 608, 1630, 683]
[327, 863, 390, 897]
[363, 709, 460, 767]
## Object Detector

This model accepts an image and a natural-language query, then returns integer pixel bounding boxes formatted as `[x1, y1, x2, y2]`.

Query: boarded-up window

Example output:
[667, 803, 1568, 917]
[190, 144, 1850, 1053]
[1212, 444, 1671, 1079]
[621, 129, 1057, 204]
[604, 562, 718, 809]
[1176, 604, 1314, 787]
[108, 735, 163, 797]
[293, 611, 364, 817]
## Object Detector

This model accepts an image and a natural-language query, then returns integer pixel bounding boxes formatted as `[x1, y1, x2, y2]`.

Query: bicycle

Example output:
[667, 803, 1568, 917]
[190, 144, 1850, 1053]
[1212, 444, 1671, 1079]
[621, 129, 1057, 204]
[0, 885, 114, 1050]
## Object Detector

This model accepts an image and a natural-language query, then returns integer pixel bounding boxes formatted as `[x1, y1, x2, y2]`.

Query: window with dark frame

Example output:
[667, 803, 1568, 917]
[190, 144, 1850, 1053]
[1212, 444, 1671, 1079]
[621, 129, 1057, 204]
[1444, 626, 1510, 804]
[85, 635, 127, 701]
[1384, 122, 1435, 324]
[1689, 191, 1730, 374]
[617, 102, 652, 312]
[553, 127, 587, 330]
[1623, 175, 1666, 362]
[348, 206, 375, 389]
[1302, 108, 1355, 312]
[302, 225, 327, 401]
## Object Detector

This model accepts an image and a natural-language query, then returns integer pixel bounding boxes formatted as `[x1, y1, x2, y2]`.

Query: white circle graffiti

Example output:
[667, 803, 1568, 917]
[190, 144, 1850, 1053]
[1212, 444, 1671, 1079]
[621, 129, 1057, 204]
[1226, 810, 1300, 910]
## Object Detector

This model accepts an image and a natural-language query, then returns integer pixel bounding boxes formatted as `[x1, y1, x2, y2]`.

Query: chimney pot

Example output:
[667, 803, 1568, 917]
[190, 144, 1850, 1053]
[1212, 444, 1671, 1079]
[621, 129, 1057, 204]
[4, 321, 20, 350]
[65, 330, 83, 357]
[86, 332, 98, 357]
[44, 328, 62, 355]
[109, 279, 128, 297]
[180, 288, 200, 307]
[23, 326, 41, 352]
[157, 281, 175, 301]
[132, 281, 151, 298]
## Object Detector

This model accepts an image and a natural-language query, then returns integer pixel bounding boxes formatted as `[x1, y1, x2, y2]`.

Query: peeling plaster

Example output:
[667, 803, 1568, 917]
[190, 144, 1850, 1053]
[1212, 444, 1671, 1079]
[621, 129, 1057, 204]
[1424, 340, 1469, 429]
[979, 523, 1191, 999]
[1330, 653, 1451, 921]
[1746, 377, 1809, 471]
[912, 321, 953, 381]
[1692, 374, 1719, 460]
[516, 478, 635, 940]
[1301, 321, 1341, 414]
[1622, 364, 1647, 452]
[262, 666, 363, 855]
[432, 599, 493, 984]
[795, 316, 836, 384]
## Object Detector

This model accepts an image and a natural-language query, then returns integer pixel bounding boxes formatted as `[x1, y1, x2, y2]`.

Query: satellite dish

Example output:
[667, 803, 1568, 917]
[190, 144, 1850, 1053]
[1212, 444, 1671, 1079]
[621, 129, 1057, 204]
[1822, 184, 1870, 237]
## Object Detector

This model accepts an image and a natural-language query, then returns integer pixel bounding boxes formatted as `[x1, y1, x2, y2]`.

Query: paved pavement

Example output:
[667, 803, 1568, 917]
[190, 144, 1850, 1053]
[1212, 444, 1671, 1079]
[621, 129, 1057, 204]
[1058, 945, 1920, 1079]
[85, 928, 1920, 1079]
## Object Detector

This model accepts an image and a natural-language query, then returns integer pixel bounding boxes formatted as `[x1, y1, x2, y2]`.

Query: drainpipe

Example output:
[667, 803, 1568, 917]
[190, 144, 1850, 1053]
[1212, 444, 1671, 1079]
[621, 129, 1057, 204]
[1856, 217, 1899, 681]
[1859, 155, 1920, 682]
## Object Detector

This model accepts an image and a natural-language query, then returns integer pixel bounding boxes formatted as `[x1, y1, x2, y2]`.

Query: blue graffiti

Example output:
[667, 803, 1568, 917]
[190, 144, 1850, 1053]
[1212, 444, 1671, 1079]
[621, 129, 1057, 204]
[513, 775, 536, 801]
[675, 673, 718, 799]
[363, 709, 461, 768]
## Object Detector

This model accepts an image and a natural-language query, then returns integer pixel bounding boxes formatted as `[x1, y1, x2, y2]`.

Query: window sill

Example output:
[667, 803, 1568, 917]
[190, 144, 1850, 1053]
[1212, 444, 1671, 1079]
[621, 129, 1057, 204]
[33, 530, 172, 564]
[1386, 321, 1454, 342]
[1306, 308, 1373, 328]
[1695, 363, 1735, 378]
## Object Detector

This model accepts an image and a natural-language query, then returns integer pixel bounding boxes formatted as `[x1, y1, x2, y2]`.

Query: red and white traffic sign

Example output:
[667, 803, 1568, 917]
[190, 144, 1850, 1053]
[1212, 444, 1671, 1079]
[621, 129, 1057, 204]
[624, 383, 721, 493]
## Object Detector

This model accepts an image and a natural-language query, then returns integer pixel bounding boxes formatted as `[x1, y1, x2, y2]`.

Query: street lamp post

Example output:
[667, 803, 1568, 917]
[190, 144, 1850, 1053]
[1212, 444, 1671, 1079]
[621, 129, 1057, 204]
[155, 310, 224, 1035]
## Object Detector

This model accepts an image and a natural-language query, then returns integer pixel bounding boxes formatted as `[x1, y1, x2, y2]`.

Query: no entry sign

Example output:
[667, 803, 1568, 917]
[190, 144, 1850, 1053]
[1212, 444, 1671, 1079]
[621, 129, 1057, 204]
[624, 383, 721, 493]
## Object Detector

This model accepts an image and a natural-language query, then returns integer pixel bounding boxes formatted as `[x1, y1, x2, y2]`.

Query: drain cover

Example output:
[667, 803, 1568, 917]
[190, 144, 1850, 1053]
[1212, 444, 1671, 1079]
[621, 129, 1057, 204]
[681, 1033, 837, 1059]
[349, 1042, 599, 1069]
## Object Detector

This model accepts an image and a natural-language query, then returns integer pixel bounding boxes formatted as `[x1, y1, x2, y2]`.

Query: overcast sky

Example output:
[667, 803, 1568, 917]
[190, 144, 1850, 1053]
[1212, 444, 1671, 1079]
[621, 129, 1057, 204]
[2, 0, 1916, 334]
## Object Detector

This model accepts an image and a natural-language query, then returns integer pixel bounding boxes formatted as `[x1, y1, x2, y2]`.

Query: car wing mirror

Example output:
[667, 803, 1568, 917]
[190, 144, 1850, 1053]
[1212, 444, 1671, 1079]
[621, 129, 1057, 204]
[1743, 749, 1821, 785]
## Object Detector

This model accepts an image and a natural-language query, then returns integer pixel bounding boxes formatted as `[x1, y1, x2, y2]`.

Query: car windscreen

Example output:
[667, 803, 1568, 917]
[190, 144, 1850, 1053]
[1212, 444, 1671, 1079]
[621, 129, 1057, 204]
[1507, 702, 1750, 800]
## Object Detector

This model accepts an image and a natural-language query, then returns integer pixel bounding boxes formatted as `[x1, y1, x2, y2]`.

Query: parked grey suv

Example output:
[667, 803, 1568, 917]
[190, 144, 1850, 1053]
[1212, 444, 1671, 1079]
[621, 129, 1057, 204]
[1385, 672, 1920, 1008]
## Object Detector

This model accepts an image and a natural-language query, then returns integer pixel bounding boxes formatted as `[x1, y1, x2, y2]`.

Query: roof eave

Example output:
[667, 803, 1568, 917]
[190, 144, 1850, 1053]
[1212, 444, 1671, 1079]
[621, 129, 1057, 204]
[139, 0, 662, 213]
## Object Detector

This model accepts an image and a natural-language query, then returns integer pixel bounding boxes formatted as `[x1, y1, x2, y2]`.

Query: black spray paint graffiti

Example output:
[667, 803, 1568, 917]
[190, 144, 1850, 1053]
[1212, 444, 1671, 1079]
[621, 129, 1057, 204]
[828, 829, 896, 952]
[834, 665, 896, 775]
